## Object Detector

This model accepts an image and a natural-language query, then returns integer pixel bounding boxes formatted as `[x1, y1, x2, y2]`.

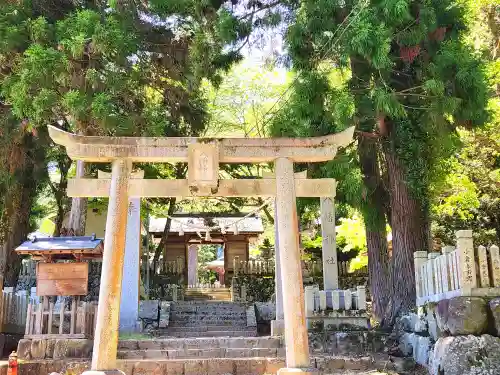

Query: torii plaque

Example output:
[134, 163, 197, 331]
[48, 125, 354, 375]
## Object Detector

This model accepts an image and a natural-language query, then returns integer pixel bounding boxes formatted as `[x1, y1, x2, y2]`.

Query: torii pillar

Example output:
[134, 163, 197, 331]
[274, 158, 311, 373]
[98, 171, 144, 334]
[47, 125, 354, 375]
[266, 170, 306, 338]
[92, 159, 131, 372]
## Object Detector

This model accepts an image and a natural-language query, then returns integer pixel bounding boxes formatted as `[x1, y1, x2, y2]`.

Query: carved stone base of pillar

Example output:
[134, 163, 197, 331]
[81, 371, 125, 375]
[277, 368, 318, 374]
[271, 319, 285, 336]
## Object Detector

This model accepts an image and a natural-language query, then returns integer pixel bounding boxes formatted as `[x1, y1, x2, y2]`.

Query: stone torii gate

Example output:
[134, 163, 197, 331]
[48, 125, 354, 375]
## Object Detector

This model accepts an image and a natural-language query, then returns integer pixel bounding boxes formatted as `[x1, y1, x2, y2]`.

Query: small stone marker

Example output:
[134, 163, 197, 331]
[456, 230, 477, 289]
[489, 245, 500, 287]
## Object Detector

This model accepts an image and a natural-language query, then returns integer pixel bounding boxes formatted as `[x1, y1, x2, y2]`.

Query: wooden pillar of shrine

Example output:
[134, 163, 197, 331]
[89, 159, 132, 372]
[274, 158, 313, 373]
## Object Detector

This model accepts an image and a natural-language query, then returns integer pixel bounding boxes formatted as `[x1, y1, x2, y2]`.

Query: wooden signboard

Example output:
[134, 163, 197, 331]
[36, 262, 89, 296]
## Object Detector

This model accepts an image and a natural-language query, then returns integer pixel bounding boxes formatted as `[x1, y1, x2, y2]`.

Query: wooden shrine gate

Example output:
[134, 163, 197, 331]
[48, 125, 354, 374]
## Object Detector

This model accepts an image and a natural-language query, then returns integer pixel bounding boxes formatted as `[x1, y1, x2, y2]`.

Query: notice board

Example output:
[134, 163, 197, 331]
[36, 262, 89, 296]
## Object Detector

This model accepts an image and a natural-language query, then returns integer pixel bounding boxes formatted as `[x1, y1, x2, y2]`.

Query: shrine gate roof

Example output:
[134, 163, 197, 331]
[149, 214, 264, 234]
[47, 125, 355, 163]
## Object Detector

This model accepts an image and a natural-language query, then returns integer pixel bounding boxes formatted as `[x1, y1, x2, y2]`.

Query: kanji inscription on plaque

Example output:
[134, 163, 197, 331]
[188, 143, 219, 192]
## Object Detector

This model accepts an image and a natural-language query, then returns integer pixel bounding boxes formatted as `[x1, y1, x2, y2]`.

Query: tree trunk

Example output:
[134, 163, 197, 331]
[152, 196, 177, 269]
[0, 132, 44, 287]
[67, 160, 87, 235]
[384, 146, 430, 323]
[357, 139, 390, 323]
[52, 155, 71, 237]
[0, 183, 34, 286]
[350, 56, 391, 324]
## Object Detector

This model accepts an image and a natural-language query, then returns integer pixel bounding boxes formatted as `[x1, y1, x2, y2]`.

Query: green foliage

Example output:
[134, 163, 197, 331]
[431, 0, 499, 245]
[0, 0, 281, 276]
[236, 275, 274, 302]
[271, 0, 490, 215]
[257, 238, 274, 260]
[198, 244, 218, 264]
[336, 215, 368, 254]
[432, 122, 500, 245]
[203, 60, 292, 137]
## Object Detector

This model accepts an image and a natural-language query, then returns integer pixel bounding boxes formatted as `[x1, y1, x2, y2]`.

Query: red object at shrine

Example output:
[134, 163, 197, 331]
[215, 266, 225, 285]
[7, 351, 17, 375]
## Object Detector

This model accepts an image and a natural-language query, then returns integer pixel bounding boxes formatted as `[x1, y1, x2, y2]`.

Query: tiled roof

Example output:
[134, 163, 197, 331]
[149, 214, 264, 234]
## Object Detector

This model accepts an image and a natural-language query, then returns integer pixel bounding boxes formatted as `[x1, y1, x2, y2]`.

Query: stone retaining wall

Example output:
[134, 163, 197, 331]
[397, 296, 500, 375]
[17, 338, 93, 360]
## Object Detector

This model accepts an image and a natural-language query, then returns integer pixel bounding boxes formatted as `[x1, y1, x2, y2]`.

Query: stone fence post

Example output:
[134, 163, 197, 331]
[356, 286, 367, 310]
[456, 230, 477, 289]
[414, 251, 428, 299]
[171, 285, 178, 302]
[304, 286, 315, 316]
[490, 245, 500, 287]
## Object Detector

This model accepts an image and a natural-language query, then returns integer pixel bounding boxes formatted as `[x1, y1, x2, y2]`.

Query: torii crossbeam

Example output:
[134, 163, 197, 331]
[48, 125, 354, 375]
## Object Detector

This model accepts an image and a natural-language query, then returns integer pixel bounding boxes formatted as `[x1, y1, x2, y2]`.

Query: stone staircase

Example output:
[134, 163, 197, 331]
[163, 301, 257, 338]
[184, 287, 232, 301]
[10, 355, 401, 375]
[117, 337, 282, 360]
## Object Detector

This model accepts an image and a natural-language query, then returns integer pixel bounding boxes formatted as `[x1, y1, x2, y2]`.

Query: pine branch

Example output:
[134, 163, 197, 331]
[237, 0, 282, 21]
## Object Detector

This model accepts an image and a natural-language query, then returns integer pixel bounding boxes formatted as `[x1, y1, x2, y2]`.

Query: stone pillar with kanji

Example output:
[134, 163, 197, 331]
[320, 197, 338, 290]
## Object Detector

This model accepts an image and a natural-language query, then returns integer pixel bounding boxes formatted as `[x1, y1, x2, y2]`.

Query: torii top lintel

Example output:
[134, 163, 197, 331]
[47, 126, 355, 163]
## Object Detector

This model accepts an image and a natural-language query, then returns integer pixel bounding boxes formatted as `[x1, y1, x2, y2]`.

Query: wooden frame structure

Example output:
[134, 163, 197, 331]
[24, 297, 98, 339]
[48, 125, 354, 374]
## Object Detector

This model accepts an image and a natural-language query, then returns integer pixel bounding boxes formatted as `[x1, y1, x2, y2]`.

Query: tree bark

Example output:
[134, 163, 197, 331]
[152, 196, 177, 269]
[50, 152, 71, 237]
[350, 56, 391, 324]
[0, 183, 34, 286]
[0, 132, 44, 287]
[384, 146, 430, 323]
[357, 139, 390, 323]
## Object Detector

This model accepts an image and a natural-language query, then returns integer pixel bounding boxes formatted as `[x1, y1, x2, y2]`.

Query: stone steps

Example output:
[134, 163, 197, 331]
[119, 337, 277, 357]
[166, 325, 253, 332]
[11, 355, 397, 375]
[118, 337, 281, 350]
[161, 330, 257, 338]
[171, 306, 246, 311]
[167, 301, 254, 337]
[169, 319, 247, 325]
[170, 311, 245, 315]
[168, 320, 247, 326]
[169, 314, 245, 319]
[118, 347, 282, 360]
[185, 288, 232, 301]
